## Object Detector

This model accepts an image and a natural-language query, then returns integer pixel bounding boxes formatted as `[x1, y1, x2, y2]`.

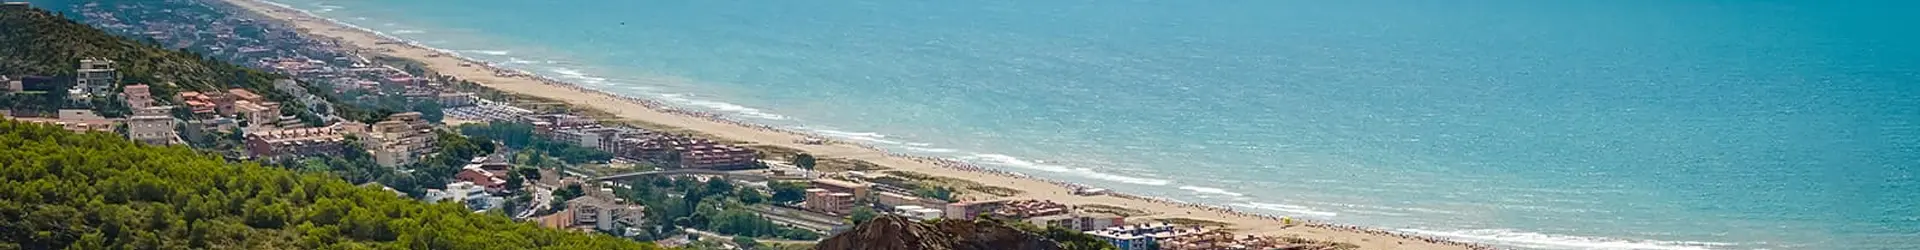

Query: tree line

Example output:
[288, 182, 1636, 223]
[0, 120, 663, 249]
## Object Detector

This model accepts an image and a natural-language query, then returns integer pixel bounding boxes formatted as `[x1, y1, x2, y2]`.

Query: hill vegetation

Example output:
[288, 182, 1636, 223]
[0, 6, 288, 114]
[0, 120, 664, 249]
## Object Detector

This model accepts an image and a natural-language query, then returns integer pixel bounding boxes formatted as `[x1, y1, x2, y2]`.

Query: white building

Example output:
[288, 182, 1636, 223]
[76, 58, 116, 97]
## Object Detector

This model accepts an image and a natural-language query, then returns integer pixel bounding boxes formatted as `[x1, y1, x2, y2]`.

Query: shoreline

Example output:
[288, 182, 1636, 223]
[219, 0, 1489, 249]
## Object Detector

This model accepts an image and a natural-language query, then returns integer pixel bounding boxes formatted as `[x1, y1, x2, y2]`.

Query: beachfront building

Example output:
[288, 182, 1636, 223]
[1085, 224, 1206, 250]
[4, 109, 119, 133]
[803, 188, 857, 215]
[446, 99, 534, 122]
[621, 136, 759, 170]
[438, 92, 476, 107]
[944, 199, 1010, 220]
[126, 106, 179, 145]
[992, 200, 1070, 219]
[244, 126, 348, 161]
[76, 58, 116, 98]
[1025, 213, 1126, 232]
[1157, 230, 1291, 250]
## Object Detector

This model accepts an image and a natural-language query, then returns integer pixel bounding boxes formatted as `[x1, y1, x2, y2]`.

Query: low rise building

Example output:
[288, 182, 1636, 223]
[245, 126, 347, 161]
[425, 181, 501, 211]
[812, 178, 872, 200]
[1085, 224, 1206, 250]
[126, 106, 178, 145]
[1158, 230, 1292, 250]
[358, 112, 438, 167]
[4, 109, 118, 133]
[566, 196, 646, 233]
[992, 200, 1070, 219]
[453, 167, 508, 193]
[804, 188, 856, 215]
[438, 92, 476, 107]
[233, 100, 281, 128]
[944, 199, 1010, 220]
[1025, 213, 1125, 232]
[122, 84, 155, 109]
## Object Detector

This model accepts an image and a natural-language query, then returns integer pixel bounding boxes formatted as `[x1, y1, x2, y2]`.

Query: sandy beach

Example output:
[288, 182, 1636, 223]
[221, 0, 1484, 249]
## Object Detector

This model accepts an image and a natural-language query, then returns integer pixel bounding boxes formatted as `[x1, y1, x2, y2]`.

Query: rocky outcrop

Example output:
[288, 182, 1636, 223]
[814, 216, 1065, 250]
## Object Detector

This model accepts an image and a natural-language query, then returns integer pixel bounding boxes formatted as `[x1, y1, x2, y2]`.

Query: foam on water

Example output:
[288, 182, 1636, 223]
[655, 93, 790, 120]
[1231, 202, 1339, 218]
[1397, 228, 1736, 250]
[390, 29, 423, 34]
[962, 154, 1172, 186]
[902, 146, 959, 153]
[1178, 185, 1246, 197]
[463, 49, 511, 56]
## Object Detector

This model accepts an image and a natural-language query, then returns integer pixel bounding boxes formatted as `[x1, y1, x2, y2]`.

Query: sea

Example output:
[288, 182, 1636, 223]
[254, 0, 1920, 249]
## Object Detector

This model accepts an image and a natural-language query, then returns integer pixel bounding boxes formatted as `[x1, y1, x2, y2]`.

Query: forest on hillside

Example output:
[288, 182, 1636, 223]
[0, 120, 664, 249]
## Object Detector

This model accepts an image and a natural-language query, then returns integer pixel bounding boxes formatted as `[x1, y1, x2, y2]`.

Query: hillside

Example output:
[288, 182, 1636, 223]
[0, 119, 662, 249]
[0, 5, 286, 112]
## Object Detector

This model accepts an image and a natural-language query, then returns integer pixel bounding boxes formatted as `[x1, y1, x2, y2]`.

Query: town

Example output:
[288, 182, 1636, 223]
[0, 1, 1422, 250]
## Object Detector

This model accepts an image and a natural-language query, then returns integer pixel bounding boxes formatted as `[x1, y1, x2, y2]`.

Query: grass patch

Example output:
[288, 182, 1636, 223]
[1078, 204, 1149, 217]
[884, 170, 1023, 197]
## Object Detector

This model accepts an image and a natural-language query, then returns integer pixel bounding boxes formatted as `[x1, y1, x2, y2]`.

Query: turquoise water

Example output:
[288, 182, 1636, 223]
[265, 0, 1918, 249]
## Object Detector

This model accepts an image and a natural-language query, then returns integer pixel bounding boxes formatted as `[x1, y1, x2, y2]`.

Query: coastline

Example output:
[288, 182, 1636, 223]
[218, 0, 1487, 249]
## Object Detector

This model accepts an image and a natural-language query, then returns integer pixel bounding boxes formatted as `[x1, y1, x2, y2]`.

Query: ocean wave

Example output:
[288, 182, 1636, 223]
[902, 146, 959, 153]
[962, 154, 1171, 186]
[810, 129, 901, 144]
[1178, 185, 1246, 197]
[390, 29, 424, 34]
[464, 49, 511, 56]
[1231, 202, 1339, 217]
[657, 94, 790, 120]
[1397, 228, 1734, 250]
[549, 67, 608, 84]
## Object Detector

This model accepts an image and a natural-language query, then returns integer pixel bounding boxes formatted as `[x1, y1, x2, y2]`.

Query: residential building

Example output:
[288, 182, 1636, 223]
[2, 75, 15, 93]
[122, 84, 154, 109]
[360, 112, 437, 167]
[944, 199, 1009, 220]
[804, 188, 856, 215]
[126, 106, 178, 145]
[811, 178, 871, 200]
[76, 58, 116, 96]
[245, 126, 347, 161]
[1158, 230, 1290, 250]
[438, 92, 476, 107]
[890, 205, 945, 220]
[4, 109, 118, 133]
[1085, 224, 1206, 250]
[623, 136, 758, 169]
[992, 200, 1070, 219]
[1025, 213, 1125, 232]
[425, 181, 501, 211]
[453, 166, 507, 193]
[227, 88, 267, 103]
[566, 196, 646, 233]
[233, 100, 281, 128]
